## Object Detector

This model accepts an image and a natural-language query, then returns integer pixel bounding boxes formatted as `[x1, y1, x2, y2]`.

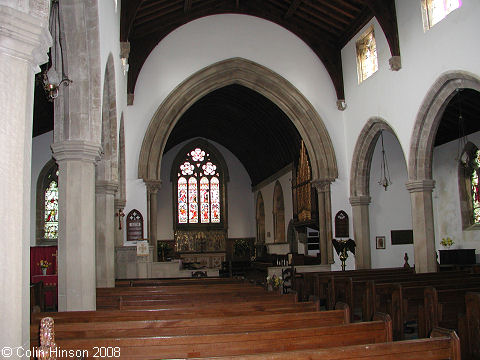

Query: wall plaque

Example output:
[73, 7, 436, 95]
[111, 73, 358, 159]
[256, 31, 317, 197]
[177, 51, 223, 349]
[391, 230, 413, 245]
[335, 210, 349, 238]
[126, 209, 144, 242]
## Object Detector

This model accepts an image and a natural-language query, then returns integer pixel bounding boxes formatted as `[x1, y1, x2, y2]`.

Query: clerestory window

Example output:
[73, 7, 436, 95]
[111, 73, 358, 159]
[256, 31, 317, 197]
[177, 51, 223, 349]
[421, 0, 462, 31]
[356, 25, 378, 83]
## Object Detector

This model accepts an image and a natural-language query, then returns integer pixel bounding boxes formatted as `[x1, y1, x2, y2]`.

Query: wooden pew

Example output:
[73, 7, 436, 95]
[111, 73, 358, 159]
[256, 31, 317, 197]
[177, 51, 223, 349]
[461, 292, 480, 360]
[33, 306, 350, 343]
[115, 277, 243, 287]
[372, 276, 480, 340]
[296, 267, 414, 303]
[42, 313, 392, 359]
[191, 327, 460, 360]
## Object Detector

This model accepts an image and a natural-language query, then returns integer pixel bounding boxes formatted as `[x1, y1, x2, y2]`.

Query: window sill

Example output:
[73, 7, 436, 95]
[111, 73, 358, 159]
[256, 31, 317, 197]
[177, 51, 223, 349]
[463, 224, 480, 231]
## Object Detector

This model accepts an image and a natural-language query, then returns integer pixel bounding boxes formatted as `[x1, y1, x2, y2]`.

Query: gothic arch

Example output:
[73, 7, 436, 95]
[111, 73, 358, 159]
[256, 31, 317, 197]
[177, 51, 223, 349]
[138, 58, 337, 184]
[409, 71, 480, 181]
[407, 71, 480, 272]
[97, 53, 118, 183]
[350, 117, 399, 197]
[349, 117, 400, 269]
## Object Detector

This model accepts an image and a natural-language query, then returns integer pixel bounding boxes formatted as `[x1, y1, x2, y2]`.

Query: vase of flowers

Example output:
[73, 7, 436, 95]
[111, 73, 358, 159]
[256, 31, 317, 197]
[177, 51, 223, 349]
[266, 274, 283, 293]
[38, 259, 51, 275]
[440, 236, 454, 249]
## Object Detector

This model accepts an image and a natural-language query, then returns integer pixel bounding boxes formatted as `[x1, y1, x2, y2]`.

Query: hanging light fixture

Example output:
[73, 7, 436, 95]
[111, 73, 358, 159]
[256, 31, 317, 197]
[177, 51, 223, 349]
[455, 88, 469, 167]
[42, 0, 72, 101]
[378, 130, 392, 191]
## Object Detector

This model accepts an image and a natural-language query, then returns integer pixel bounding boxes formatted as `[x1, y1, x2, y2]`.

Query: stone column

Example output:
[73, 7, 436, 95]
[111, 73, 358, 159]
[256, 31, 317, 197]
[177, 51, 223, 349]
[114, 199, 126, 247]
[406, 180, 436, 273]
[0, 1, 51, 353]
[312, 180, 334, 265]
[52, 141, 101, 311]
[95, 180, 118, 288]
[349, 195, 372, 269]
[145, 180, 162, 262]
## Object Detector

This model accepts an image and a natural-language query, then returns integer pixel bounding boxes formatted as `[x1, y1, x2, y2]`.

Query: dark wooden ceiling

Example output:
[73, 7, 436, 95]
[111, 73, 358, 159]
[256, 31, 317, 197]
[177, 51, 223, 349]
[121, 0, 401, 103]
[32, 1, 480, 188]
[164, 84, 302, 186]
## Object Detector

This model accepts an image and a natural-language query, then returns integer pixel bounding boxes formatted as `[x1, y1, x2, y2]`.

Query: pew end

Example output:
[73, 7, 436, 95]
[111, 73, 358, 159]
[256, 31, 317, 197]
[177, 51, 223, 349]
[430, 327, 461, 360]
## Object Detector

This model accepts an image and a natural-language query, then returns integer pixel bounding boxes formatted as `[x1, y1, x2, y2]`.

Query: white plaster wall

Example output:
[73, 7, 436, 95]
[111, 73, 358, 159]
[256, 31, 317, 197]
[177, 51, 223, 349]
[30, 130, 54, 245]
[432, 131, 480, 260]
[254, 170, 293, 248]
[123, 14, 348, 231]
[342, 1, 480, 182]
[156, 138, 255, 241]
[369, 131, 414, 268]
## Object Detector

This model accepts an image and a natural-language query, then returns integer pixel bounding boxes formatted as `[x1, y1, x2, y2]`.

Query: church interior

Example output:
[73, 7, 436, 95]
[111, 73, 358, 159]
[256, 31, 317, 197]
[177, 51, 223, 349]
[2, 0, 480, 357]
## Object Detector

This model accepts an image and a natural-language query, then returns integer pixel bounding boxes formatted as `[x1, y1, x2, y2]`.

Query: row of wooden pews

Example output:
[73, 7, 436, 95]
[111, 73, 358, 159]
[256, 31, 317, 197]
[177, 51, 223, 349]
[32, 277, 462, 359]
[293, 267, 480, 359]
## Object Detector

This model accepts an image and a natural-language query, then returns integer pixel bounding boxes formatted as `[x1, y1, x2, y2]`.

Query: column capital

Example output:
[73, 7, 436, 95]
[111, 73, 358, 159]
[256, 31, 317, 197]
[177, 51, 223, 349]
[52, 140, 102, 163]
[0, 2, 52, 72]
[349, 195, 371, 206]
[120, 41, 130, 59]
[311, 178, 334, 192]
[405, 179, 435, 193]
[114, 198, 126, 210]
[144, 179, 162, 194]
[96, 180, 118, 195]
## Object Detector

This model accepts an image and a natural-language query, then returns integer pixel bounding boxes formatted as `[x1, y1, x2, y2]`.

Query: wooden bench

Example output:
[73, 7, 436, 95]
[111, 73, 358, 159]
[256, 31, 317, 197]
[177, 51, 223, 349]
[461, 292, 480, 360]
[41, 313, 392, 359]
[32, 305, 349, 343]
[190, 327, 460, 360]
[372, 276, 480, 340]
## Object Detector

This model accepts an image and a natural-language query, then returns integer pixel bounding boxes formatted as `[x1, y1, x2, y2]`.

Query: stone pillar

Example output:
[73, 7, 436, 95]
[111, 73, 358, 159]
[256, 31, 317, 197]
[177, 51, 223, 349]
[52, 141, 101, 311]
[406, 180, 436, 273]
[349, 195, 372, 269]
[312, 180, 334, 265]
[145, 180, 162, 262]
[114, 199, 126, 247]
[0, 1, 51, 353]
[95, 180, 118, 288]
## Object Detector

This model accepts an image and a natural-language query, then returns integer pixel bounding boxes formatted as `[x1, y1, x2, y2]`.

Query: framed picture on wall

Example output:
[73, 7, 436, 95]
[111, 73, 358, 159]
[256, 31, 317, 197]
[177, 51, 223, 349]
[376, 236, 386, 249]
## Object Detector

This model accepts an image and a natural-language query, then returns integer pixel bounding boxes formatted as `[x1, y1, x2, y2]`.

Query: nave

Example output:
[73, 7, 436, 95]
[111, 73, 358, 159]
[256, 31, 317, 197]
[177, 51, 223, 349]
[32, 267, 480, 359]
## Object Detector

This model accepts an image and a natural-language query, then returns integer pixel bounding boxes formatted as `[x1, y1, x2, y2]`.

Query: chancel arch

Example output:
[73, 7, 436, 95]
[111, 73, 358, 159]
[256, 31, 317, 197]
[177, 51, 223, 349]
[408, 71, 480, 272]
[350, 117, 405, 269]
[138, 57, 338, 263]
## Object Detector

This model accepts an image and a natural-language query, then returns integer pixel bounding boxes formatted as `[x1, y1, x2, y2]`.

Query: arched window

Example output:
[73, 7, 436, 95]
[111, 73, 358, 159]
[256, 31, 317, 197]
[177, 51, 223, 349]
[172, 139, 228, 228]
[36, 159, 59, 244]
[458, 142, 480, 229]
[273, 181, 286, 243]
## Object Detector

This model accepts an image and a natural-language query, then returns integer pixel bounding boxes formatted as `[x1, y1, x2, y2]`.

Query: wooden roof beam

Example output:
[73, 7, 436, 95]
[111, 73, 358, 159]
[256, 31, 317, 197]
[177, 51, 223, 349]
[362, 0, 401, 70]
[184, 0, 192, 14]
[120, 0, 144, 41]
[285, 0, 303, 19]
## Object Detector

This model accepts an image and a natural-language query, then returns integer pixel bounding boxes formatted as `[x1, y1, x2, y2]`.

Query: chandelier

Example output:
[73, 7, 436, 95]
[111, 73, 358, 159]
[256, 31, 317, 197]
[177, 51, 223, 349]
[378, 130, 392, 191]
[455, 89, 469, 167]
[42, 0, 72, 101]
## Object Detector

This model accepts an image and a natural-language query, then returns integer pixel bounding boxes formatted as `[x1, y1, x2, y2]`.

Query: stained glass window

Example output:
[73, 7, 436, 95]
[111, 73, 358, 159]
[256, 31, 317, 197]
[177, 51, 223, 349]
[356, 26, 378, 83]
[422, 0, 461, 30]
[178, 177, 188, 223]
[44, 180, 58, 239]
[176, 145, 222, 225]
[471, 149, 480, 224]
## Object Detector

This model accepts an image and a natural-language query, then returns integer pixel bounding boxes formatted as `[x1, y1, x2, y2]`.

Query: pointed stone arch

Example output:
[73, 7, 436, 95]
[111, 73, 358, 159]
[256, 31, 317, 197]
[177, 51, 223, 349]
[95, 52, 118, 288]
[349, 117, 400, 269]
[138, 58, 337, 185]
[408, 71, 480, 272]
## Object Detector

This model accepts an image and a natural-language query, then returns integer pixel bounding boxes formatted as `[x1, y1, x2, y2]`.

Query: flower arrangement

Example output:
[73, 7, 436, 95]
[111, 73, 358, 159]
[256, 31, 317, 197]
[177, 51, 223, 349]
[440, 236, 454, 248]
[266, 274, 283, 289]
[38, 260, 51, 269]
